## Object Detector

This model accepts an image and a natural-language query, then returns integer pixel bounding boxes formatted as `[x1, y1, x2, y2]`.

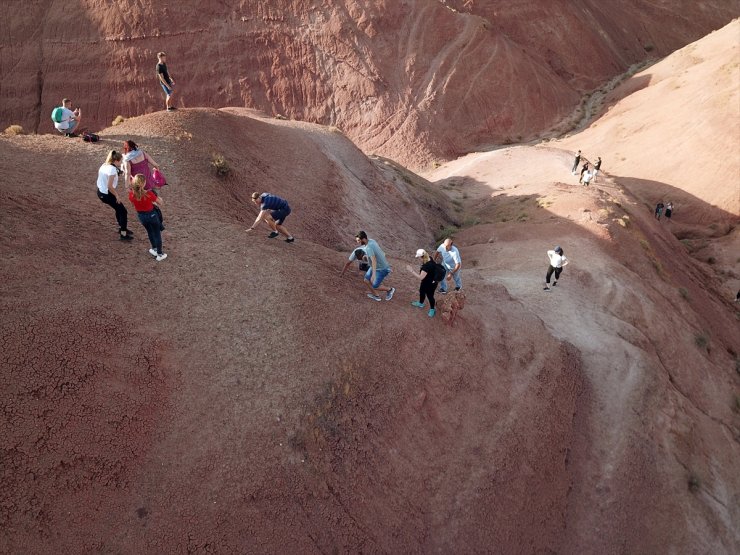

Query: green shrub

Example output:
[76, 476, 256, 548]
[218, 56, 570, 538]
[678, 287, 689, 300]
[112, 115, 125, 126]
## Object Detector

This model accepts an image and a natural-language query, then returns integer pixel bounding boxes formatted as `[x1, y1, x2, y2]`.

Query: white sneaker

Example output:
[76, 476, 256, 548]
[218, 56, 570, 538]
[148, 248, 158, 257]
[156, 253, 168, 262]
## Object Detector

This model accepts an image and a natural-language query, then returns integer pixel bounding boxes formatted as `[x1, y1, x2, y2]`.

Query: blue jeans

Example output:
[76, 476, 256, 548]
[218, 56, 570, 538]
[439, 268, 462, 292]
[137, 210, 163, 254]
[364, 267, 391, 289]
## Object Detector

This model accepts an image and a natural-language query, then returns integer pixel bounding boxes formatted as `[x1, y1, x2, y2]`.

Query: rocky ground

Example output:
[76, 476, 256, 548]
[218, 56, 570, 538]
[1, 11, 739, 555]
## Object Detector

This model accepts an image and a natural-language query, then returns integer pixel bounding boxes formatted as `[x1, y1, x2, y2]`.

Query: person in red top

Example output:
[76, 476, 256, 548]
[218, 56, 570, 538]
[129, 174, 167, 261]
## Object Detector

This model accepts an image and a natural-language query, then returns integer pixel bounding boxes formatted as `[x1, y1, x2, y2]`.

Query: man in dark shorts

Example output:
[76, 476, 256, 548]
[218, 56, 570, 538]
[156, 52, 176, 111]
[246, 192, 295, 242]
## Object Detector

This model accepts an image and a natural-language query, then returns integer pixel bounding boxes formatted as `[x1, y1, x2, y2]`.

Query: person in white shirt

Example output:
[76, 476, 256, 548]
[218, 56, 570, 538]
[435, 237, 462, 293]
[581, 170, 593, 186]
[97, 150, 133, 241]
[544, 246, 568, 291]
[53, 98, 82, 136]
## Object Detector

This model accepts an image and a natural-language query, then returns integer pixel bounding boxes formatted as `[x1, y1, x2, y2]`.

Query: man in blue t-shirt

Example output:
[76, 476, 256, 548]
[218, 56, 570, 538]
[246, 192, 295, 242]
[355, 231, 395, 302]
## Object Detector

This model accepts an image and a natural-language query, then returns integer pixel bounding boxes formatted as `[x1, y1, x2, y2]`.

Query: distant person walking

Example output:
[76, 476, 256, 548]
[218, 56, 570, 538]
[246, 192, 295, 242]
[97, 150, 133, 241]
[406, 249, 442, 317]
[592, 157, 602, 182]
[579, 162, 590, 184]
[435, 237, 462, 293]
[655, 202, 665, 220]
[664, 201, 673, 220]
[543, 246, 568, 291]
[355, 231, 395, 302]
[156, 52, 176, 111]
[129, 175, 167, 261]
[123, 140, 165, 229]
[571, 150, 581, 174]
[51, 98, 82, 137]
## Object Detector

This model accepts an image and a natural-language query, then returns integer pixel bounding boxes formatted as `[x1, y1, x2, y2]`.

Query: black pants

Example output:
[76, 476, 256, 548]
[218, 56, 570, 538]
[420, 280, 438, 309]
[137, 210, 163, 254]
[546, 265, 563, 284]
[97, 190, 128, 232]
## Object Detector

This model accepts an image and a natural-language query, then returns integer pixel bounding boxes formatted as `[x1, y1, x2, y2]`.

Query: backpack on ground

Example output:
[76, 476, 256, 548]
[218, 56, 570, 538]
[51, 107, 65, 123]
[433, 262, 447, 283]
[82, 132, 99, 142]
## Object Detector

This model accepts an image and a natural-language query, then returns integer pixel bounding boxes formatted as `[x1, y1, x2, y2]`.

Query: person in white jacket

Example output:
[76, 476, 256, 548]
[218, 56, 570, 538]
[544, 246, 568, 291]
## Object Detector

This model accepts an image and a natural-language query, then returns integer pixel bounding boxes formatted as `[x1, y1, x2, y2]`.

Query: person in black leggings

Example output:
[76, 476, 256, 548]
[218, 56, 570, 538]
[96, 150, 132, 240]
[406, 249, 441, 318]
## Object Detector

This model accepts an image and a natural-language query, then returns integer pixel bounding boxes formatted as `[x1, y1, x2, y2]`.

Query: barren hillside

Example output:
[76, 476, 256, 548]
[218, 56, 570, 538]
[2, 102, 739, 552]
[2, 0, 739, 167]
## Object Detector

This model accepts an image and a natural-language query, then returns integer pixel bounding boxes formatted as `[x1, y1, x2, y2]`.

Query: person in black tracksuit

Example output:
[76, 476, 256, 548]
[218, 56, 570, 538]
[406, 249, 441, 318]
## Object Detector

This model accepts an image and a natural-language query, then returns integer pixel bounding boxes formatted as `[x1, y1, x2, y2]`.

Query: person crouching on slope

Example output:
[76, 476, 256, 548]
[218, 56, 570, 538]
[356, 231, 395, 302]
[544, 246, 568, 291]
[406, 249, 441, 317]
[129, 175, 167, 261]
[246, 192, 295, 243]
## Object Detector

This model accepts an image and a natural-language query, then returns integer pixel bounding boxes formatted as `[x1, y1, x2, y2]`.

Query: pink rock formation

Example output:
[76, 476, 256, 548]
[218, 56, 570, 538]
[2, 1, 738, 167]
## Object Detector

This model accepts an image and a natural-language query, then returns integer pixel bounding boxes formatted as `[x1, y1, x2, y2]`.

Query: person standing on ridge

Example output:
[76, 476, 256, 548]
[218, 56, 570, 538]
[592, 157, 602, 182]
[664, 201, 673, 220]
[355, 231, 395, 302]
[655, 201, 665, 220]
[156, 52, 176, 111]
[571, 150, 581, 174]
[544, 246, 568, 291]
[435, 237, 462, 294]
[246, 192, 295, 242]
[579, 161, 590, 184]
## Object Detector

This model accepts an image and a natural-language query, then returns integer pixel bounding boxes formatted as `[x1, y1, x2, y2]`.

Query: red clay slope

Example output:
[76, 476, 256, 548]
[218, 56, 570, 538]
[2, 0, 739, 167]
[1, 109, 585, 553]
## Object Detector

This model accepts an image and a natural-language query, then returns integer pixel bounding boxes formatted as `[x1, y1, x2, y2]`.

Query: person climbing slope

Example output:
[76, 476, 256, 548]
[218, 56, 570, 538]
[543, 246, 568, 291]
[406, 249, 443, 318]
[96, 150, 133, 241]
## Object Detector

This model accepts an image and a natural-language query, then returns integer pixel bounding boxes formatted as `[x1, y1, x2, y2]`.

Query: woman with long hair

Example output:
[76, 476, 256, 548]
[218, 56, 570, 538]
[406, 249, 440, 317]
[129, 174, 167, 261]
[97, 150, 133, 240]
[123, 139, 165, 229]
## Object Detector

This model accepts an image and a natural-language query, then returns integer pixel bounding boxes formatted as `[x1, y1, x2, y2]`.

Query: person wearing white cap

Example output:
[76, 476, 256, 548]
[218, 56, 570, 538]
[406, 249, 444, 317]
[544, 246, 568, 291]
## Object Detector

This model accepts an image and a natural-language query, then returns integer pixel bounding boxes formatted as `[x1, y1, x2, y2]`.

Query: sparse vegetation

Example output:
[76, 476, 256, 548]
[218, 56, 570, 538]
[688, 473, 701, 493]
[707, 256, 716, 265]
[470, 259, 479, 268]
[462, 217, 480, 228]
[435, 226, 458, 243]
[211, 153, 231, 177]
[644, 44, 655, 52]
[733, 395, 740, 414]
[112, 115, 125, 126]
[639, 239, 650, 250]
[4, 125, 24, 135]
[517, 213, 528, 222]
[678, 287, 689, 300]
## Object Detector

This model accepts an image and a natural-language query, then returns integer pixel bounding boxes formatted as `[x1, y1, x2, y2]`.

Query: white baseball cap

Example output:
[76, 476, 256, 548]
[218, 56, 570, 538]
[415, 249, 426, 258]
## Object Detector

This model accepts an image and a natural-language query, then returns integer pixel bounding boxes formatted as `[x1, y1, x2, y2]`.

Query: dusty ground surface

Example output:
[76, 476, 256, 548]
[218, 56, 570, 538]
[2, 1, 739, 167]
[2, 15, 740, 555]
